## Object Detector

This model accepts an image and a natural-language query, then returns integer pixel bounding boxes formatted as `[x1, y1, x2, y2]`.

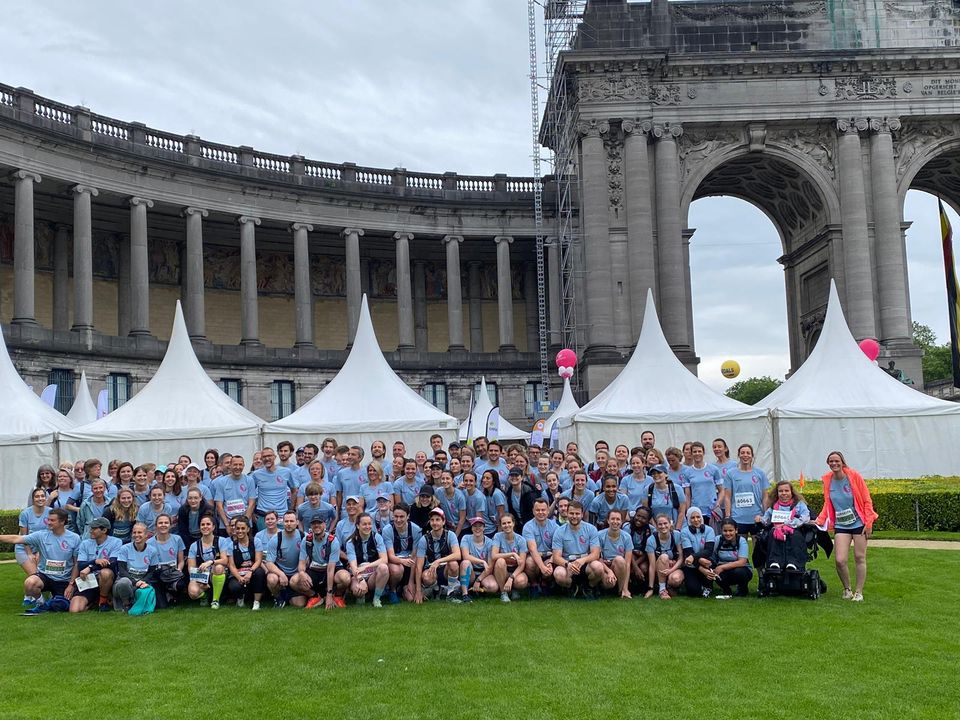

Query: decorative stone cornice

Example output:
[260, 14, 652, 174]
[71, 184, 99, 197]
[237, 215, 261, 226]
[128, 196, 154, 209]
[868, 117, 902, 134]
[836, 117, 869, 134]
[10, 169, 41, 183]
[652, 122, 684, 140]
[577, 119, 610, 138]
[621, 118, 653, 136]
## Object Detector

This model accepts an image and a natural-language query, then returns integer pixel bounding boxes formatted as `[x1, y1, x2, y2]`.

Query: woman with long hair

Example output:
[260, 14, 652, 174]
[102, 488, 138, 543]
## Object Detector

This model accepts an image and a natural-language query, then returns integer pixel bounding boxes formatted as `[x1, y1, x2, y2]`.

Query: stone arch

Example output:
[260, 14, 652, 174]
[897, 124, 960, 217]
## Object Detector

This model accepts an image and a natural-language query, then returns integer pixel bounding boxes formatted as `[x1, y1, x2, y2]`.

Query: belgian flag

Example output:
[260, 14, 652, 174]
[940, 200, 960, 388]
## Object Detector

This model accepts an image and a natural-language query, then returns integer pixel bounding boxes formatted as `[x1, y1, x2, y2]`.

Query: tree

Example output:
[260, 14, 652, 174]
[912, 321, 937, 351]
[724, 376, 782, 405]
[912, 321, 954, 383]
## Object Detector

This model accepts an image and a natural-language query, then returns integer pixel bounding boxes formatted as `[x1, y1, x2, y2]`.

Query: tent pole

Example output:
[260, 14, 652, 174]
[770, 412, 781, 483]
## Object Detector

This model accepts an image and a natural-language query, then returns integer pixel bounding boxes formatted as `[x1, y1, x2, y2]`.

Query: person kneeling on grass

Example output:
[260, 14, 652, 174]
[629, 507, 653, 595]
[681, 507, 717, 598]
[264, 511, 306, 608]
[491, 514, 529, 603]
[226, 516, 266, 610]
[71, 517, 122, 613]
[761, 481, 810, 573]
[186, 514, 228, 609]
[113, 523, 160, 612]
[551, 500, 602, 598]
[0, 508, 81, 611]
[293, 516, 340, 610]
[345, 512, 389, 607]
[596, 509, 633, 599]
[148, 514, 186, 608]
[706, 518, 753, 598]
[523, 498, 559, 596]
[645, 513, 684, 599]
[382, 503, 422, 604]
[414, 508, 462, 603]
[458, 516, 497, 602]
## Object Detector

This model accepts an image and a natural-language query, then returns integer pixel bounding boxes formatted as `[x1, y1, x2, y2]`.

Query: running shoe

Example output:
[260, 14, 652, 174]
[786, 563, 798, 572]
[500, 591, 511, 603]
[236, 598, 245, 608]
[333, 595, 346, 609]
[659, 589, 672, 600]
[21, 597, 39, 609]
[510, 591, 520, 601]
[305, 595, 323, 610]
[852, 592, 864, 602]
[387, 590, 400, 605]
[768, 562, 781, 572]
[98, 602, 112, 612]
[210, 601, 220, 610]
[460, 594, 474, 604]
[251, 600, 261, 611]
[372, 597, 383, 608]
[702, 588, 712, 598]
[842, 588, 854, 600]
[448, 588, 462, 604]
[274, 597, 287, 609]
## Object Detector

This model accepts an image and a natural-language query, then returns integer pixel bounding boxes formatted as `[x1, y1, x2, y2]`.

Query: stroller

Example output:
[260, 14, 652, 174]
[756, 523, 826, 600]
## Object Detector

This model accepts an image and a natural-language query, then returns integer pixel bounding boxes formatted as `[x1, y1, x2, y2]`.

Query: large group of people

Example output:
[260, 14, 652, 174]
[1, 433, 877, 614]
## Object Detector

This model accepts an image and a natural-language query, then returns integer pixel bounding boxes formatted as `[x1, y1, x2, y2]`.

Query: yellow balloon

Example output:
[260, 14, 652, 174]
[720, 360, 740, 379]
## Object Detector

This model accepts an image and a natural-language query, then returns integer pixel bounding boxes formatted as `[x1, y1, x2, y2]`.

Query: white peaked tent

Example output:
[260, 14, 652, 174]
[0, 329, 75, 508]
[560, 289, 772, 466]
[459, 376, 529, 442]
[537, 377, 580, 444]
[265, 295, 459, 450]
[66, 371, 98, 426]
[58, 302, 263, 464]
[758, 281, 960, 479]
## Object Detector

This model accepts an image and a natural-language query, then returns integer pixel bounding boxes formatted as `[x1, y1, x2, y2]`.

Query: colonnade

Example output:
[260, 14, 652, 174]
[4, 172, 558, 353]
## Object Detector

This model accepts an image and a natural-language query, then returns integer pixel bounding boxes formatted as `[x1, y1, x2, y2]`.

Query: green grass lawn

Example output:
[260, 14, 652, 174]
[0, 549, 957, 720]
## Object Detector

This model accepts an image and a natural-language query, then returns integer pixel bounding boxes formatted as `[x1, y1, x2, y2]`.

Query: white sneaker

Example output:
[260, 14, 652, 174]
[236, 598, 245, 608]
[210, 601, 220, 610]
[251, 600, 260, 611]
[786, 563, 798, 572]
[842, 588, 854, 600]
[372, 597, 382, 608]
[714, 595, 732, 600]
[500, 592, 511, 603]
[702, 588, 711, 598]
[851, 591, 864, 602]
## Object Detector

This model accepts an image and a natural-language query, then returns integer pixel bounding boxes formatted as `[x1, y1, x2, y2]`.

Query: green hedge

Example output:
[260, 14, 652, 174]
[1, 510, 19, 553]
[799, 491, 960, 532]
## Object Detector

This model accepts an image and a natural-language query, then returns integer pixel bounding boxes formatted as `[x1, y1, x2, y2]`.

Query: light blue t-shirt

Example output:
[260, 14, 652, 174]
[551, 521, 600, 559]
[482, 489, 507, 535]
[647, 483, 682, 524]
[148, 534, 186, 567]
[296, 500, 336, 533]
[829, 479, 863, 529]
[393, 477, 424, 506]
[359, 482, 391, 513]
[334, 467, 366, 509]
[680, 525, 717, 557]
[714, 536, 750, 566]
[264, 530, 304, 575]
[135, 501, 178, 532]
[334, 518, 357, 548]
[492, 531, 526, 556]
[462, 489, 485, 521]
[723, 467, 772, 524]
[460, 534, 493, 565]
[559, 489, 595, 514]
[77, 535, 123, 565]
[299, 533, 340, 569]
[18, 506, 50, 533]
[434, 488, 467, 528]
[298, 480, 336, 506]
[597, 528, 634, 561]
[214, 475, 257, 518]
[522, 518, 559, 555]
[645, 530, 683, 560]
[252, 466, 295, 513]
[381, 522, 422, 558]
[345, 532, 386, 565]
[618, 473, 652, 512]
[415, 530, 459, 561]
[188, 538, 225, 566]
[475, 458, 509, 484]
[117, 542, 160, 578]
[681, 464, 724, 517]
[589, 493, 630, 526]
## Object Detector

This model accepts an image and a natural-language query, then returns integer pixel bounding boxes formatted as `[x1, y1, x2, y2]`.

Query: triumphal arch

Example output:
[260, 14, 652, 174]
[550, 0, 960, 392]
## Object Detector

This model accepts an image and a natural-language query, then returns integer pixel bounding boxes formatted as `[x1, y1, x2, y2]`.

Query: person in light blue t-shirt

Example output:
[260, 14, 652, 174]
[334, 447, 366, 512]
[491, 514, 529, 602]
[619, 456, 652, 514]
[263, 511, 306, 608]
[589, 476, 630, 529]
[707, 518, 753, 597]
[681, 442, 725, 527]
[645, 513, 684, 599]
[344, 513, 389, 607]
[680, 507, 717, 598]
[16, 489, 51, 577]
[1, 508, 82, 607]
[479, 470, 507, 537]
[72, 517, 123, 612]
[722, 444, 772, 538]
[459, 517, 497, 600]
[595, 508, 633, 598]
[551, 501, 602, 595]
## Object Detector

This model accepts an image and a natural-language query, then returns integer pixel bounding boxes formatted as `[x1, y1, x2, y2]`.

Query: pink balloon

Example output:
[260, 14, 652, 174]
[858, 338, 880, 362]
[555, 349, 578, 368]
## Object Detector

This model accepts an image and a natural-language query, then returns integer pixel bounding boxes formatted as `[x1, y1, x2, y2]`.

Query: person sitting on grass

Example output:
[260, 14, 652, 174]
[522, 498, 558, 595]
[491, 513, 529, 603]
[596, 508, 633, 599]
[761, 481, 810, 573]
[226, 516, 266, 610]
[293, 516, 340, 610]
[707, 518, 753, 598]
[345, 512, 389, 607]
[71, 516, 122, 613]
[458, 516, 497, 602]
[382, 502, 421, 604]
[186, 514, 227, 609]
[263, 511, 305, 608]
[113, 523, 159, 612]
[645, 513, 684, 600]
[148, 514, 186, 608]
[551, 500, 602, 598]
[680, 507, 717, 598]
[0, 508, 81, 611]
[15, 489, 51, 580]
[629, 506, 653, 594]
[414, 508, 462, 604]
[334, 496, 363, 560]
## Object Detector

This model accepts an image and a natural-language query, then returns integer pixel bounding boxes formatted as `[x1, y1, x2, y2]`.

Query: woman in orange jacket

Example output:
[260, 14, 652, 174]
[816, 451, 878, 602]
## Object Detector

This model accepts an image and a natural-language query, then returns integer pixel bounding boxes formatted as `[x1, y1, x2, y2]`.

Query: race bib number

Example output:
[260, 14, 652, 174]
[309, 561, 327, 571]
[189, 570, 210, 585]
[770, 510, 792, 524]
[835, 508, 856, 526]
[43, 559, 66, 574]
[225, 499, 246, 517]
[734, 492, 755, 509]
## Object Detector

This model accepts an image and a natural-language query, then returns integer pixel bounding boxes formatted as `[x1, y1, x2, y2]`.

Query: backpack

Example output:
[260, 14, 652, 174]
[647, 480, 681, 510]
[423, 531, 451, 563]
[351, 533, 379, 564]
[653, 531, 678, 560]
[193, 535, 221, 565]
[390, 522, 414, 555]
[232, 537, 257, 569]
[305, 532, 334, 566]
[275, 530, 304, 561]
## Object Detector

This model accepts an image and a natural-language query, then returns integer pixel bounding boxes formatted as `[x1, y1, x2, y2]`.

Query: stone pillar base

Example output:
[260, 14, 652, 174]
[880, 343, 923, 388]
[447, 344, 467, 353]
[498, 344, 518, 353]
[11, 317, 38, 326]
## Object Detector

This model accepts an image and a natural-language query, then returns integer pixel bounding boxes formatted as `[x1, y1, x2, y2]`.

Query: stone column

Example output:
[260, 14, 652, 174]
[546, 238, 562, 346]
[836, 118, 876, 340]
[444, 235, 465, 350]
[128, 196, 154, 336]
[394, 231, 415, 349]
[495, 235, 516, 351]
[11, 170, 41, 325]
[52, 224, 70, 331]
[524, 262, 538, 352]
[341, 228, 364, 344]
[117, 234, 131, 337]
[869, 117, 911, 345]
[468, 260, 484, 352]
[413, 259, 428, 351]
[577, 120, 615, 351]
[70, 184, 98, 333]
[182, 207, 208, 341]
[653, 123, 688, 348]
[290, 222, 314, 347]
[623, 119, 656, 339]
[238, 216, 261, 346]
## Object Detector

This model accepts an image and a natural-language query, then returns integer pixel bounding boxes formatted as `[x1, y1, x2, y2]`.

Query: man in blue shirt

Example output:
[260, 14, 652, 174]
[251, 447, 295, 529]
[263, 511, 306, 608]
[335, 446, 365, 512]
[475, 441, 508, 483]
[550, 501, 601, 597]
[0, 508, 81, 609]
[71, 516, 123, 612]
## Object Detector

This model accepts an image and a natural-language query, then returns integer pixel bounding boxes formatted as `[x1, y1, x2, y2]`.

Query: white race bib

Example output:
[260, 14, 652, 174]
[770, 509, 792, 524]
[43, 559, 66, 574]
[189, 570, 210, 585]
[225, 499, 246, 516]
[835, 508, 856, 526]
[734, 492, 755, 509]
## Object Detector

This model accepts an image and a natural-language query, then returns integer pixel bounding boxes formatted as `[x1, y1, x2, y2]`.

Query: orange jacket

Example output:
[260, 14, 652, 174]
[816, 467, 878, 531]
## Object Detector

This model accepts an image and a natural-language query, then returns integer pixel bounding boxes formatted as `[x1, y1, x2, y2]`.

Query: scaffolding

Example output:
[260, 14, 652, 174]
[528, 0, 588, 397]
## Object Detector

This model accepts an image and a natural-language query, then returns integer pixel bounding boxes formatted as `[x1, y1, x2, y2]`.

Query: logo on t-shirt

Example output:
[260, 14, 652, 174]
[240, 484, 247, 492]
[578, 535, 586, 545]
[276, 476, 283, 485]
[752, 475, 758, 485]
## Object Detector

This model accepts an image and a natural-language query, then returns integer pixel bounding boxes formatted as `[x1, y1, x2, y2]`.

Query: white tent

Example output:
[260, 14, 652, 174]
[0, 328, 75, 509]
[265, 295, 459, 451]
[66, 370, 98, 426]
[560, 289, 772, 465]
[58, 302, 263, 465]
[536, 377, 580, 445]
[758, 280, 960, 479]
[459, 376, 529, 442]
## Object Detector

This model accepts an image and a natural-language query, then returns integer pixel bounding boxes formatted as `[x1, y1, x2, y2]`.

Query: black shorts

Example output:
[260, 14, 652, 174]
[835, 526, 865, 536]
[36, 573, 69, 596]
[79, 585, 103, 604]
[306, 567, 329, 594]
[397, 564, 413, 587]
[736, 522, 762, 537]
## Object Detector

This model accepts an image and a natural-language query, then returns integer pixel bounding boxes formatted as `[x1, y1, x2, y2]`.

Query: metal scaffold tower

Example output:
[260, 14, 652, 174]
[527, 0, 588, 398]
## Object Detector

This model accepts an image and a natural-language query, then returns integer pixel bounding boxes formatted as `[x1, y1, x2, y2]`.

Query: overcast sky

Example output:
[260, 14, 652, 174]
[4, 2, 957, 391]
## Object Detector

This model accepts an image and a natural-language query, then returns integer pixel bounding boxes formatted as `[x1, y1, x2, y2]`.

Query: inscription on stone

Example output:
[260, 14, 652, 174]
[920, 78, 960, 97]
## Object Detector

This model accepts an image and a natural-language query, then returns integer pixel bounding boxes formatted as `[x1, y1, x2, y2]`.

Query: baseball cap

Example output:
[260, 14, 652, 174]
[89, 517, 111, 530]
[429, 508, 445, 519]
[345, 495, 362, 504]
[418, 485, 435, 497]
[468, 516, 484, 526]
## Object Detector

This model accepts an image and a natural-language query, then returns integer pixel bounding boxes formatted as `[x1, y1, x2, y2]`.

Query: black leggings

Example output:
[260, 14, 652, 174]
[714, 566, 753, 596]
[766, 529, 808, 569]
[226, 568, 267, 600]
[682, 564, 711, 596]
